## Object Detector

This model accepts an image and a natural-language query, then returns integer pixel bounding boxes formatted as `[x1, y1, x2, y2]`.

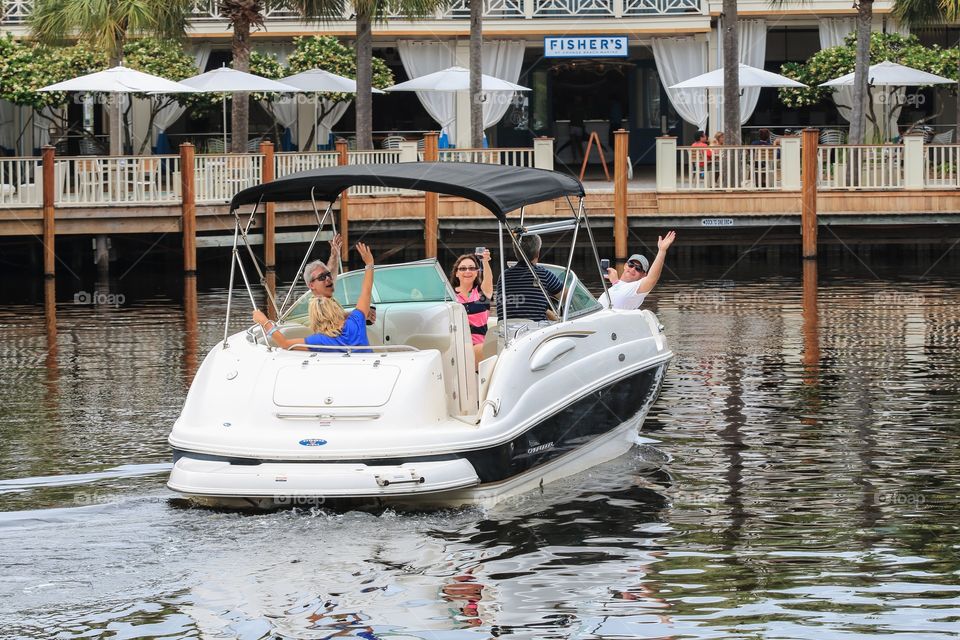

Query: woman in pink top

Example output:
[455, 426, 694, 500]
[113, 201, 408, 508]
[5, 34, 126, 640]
[450, 248, 494, 363]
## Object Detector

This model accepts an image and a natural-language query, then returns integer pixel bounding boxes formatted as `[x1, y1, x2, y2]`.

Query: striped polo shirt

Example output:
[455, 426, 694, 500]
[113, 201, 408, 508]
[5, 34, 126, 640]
[494, 262, 564, 322]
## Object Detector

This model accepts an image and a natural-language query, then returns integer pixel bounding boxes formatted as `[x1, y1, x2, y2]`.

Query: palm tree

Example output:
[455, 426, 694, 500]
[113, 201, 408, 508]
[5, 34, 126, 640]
[29, 0, 190, 155]
[469, 0, 483, 148]
[353, 0, 447, 150]
[219, 0, 344, 153]
[849, 0, 874, 144]
[894, 0, 960, 139]
[722, 0, 741, 144]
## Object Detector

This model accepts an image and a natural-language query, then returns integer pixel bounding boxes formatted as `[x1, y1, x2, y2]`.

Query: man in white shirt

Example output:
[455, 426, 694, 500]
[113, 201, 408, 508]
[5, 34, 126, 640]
[597, 231, 676, 309]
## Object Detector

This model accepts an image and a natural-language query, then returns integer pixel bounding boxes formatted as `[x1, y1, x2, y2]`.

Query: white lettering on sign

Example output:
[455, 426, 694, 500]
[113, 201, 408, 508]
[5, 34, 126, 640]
[544, 36, 628, 58]
[701, 218, 735, 227]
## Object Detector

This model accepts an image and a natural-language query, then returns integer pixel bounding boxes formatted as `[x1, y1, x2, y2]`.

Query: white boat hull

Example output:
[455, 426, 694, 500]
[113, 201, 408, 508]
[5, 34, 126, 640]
[168, 306, 671, 509]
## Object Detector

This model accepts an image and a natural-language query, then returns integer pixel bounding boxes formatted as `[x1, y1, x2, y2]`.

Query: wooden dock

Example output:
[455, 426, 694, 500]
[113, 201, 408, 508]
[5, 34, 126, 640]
[3, 132, 960, 277]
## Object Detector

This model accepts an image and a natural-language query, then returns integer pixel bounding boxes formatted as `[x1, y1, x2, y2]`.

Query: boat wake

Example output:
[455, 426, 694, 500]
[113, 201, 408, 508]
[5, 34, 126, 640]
[0, 463, 172, 495]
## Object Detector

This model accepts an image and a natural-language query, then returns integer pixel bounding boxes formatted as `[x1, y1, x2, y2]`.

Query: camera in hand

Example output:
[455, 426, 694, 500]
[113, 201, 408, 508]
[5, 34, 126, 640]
[600, 258, 610, 270]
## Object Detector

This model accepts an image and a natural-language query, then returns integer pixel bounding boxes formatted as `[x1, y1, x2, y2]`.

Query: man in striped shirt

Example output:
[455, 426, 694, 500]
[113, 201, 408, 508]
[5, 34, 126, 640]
[495, 234, 564, 322]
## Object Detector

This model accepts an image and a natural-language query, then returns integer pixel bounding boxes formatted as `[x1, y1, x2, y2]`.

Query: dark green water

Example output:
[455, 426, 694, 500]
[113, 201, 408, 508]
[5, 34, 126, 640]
[0, 248, 958, 638]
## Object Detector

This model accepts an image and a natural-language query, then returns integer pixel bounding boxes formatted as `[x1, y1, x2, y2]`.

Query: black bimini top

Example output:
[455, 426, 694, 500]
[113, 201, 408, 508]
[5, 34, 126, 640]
[230, 162, 585, 222]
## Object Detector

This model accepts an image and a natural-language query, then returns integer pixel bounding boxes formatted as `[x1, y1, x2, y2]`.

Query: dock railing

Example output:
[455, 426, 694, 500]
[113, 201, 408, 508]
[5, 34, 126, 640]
[0, 140, 555, 208]
[657, 133, 960, 193]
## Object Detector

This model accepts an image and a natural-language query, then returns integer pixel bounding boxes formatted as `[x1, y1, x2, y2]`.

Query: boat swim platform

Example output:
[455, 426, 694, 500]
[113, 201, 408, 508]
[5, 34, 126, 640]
[3, 188, 960, 238]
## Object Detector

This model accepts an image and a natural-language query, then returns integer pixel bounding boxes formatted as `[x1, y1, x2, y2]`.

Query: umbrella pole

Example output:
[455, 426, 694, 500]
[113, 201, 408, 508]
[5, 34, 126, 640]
[222, 94, 228, 151]
[314, 96, 318, 151]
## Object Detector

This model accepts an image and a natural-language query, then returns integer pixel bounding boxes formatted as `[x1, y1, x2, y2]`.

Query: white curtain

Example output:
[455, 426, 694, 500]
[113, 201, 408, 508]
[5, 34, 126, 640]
[652, 37, 708, 129]
[314, 99, 351, 149]
[33, 106, 64, 151]
[152, 44, 213, 148]
[257, 44, 298, 145]
[481, 40, 526, 130]
[398, 40, 526, 146]
[819, 18, 857, 126]
[398, 40, 457, 142]
[716, 19, 767, 124]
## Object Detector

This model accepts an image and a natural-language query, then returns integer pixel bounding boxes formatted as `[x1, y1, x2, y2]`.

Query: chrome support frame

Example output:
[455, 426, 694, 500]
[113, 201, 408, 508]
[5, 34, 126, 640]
[578, 197, 612, 308]
[560, 200, 583, 322]
[498, 221, 508, 346]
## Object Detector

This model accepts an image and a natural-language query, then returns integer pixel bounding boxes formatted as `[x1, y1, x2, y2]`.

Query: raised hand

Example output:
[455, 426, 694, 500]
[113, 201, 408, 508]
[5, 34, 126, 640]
[355, 242, 374, 267]
[329, 233, 343, 257]
[658, 231, 676, 252]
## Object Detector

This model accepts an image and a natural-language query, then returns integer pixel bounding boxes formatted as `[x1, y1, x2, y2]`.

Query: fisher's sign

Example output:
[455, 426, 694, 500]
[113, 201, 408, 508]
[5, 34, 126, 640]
[544, 36, 628, 58]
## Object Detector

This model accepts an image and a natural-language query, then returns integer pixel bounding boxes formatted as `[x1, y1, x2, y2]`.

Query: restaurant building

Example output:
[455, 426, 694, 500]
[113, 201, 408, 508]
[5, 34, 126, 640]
[1, 0, 957, 161]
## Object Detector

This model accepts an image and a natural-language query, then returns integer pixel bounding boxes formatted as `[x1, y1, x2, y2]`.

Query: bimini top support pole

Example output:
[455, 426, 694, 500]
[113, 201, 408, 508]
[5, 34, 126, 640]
[578, 197, 611, 308]
[222, 217, 241, 349]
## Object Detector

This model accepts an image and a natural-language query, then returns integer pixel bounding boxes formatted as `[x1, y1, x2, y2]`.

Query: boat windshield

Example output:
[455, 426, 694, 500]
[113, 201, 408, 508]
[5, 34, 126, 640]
[539, 264, 602, 319]
[280, 260, 455, 324]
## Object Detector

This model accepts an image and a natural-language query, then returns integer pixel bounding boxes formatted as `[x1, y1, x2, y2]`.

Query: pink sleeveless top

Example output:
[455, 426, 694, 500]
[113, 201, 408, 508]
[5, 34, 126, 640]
[456, 287, 489, 345]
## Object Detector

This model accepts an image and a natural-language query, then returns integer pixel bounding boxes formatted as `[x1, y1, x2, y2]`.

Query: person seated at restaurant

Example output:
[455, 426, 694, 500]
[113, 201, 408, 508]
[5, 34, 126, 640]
[253, 242, 375, 352]
[712, 132, 725, 146]
[600, 231, 676, 310]
[450, 248, 494, 363]
[691, 130, 713, 173]
[495, 235, 563, 323]
[752, 128, 773, 146]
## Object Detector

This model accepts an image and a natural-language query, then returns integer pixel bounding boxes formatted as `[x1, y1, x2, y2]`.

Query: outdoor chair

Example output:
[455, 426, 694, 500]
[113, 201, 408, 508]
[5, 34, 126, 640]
[381, 135, 406, 150]
[206, 138, 226, 154]
[78, 136, 103, 156]
[130, 158, 160, 200]
[75, 158, 103, 201]
[246, 137, 264, 152]
[819, 129, 845, 146]
[931, 130, 955, 145]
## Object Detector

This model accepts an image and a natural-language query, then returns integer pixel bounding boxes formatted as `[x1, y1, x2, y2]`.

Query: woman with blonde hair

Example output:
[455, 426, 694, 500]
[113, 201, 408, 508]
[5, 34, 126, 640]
[253, 242, 375, 351]
[712, 131, 724, 146]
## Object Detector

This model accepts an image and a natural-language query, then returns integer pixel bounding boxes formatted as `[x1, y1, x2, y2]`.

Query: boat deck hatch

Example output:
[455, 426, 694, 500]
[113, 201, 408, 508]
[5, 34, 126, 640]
[273, 363, 400, 408]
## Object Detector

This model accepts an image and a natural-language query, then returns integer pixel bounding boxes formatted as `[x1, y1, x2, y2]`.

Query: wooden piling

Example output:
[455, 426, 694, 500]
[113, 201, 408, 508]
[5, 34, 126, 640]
[41, 145, 55, 278]
[423, 132, 440, 258]
[335, 139, 350, 260]
[801, 128, 819, 260]
[180, 143, 197, 275]
[613, 129, 629, 265]
[259, 140, 276, 270]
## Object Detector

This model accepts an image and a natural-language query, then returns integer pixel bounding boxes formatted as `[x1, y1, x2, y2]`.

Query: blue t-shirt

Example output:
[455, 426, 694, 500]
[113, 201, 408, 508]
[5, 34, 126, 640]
[304, 309, 370, 352]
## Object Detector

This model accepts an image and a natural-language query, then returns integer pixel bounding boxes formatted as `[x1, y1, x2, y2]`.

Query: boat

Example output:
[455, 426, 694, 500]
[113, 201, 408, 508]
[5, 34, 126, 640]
[167, 162, 672, 508]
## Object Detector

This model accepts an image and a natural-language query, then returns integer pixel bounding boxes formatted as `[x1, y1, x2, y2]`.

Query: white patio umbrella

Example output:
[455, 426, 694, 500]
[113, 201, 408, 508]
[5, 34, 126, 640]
[38, 65, 198, 154]
[820, 60, 956, 88]
[179, 67, 300, 150]
[282, 69, 385, 149]
[384, 66, 530, 93]
[384, 66, 529, 145]
[821, 61, 956, 140]
[669, 63, 807, 90]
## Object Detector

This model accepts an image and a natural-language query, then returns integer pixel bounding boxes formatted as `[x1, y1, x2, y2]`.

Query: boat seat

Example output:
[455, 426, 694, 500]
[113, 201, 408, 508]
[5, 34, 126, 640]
[380, 302, 478, 416]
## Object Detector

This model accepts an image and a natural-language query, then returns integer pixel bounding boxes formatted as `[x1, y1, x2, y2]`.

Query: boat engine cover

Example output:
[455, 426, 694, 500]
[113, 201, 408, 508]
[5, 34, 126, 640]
[273, 363, 400, 408]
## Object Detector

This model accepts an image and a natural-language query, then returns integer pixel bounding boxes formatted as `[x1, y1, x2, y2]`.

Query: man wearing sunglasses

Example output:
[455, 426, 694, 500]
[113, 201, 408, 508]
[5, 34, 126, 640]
[598, 231, 676, 310]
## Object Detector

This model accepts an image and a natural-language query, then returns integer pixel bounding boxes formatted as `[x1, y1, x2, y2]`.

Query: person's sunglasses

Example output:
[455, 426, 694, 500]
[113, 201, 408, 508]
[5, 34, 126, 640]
[310, 271, 333, 283]
[457, 266, 479, 272]
[626, 261, 645, 271]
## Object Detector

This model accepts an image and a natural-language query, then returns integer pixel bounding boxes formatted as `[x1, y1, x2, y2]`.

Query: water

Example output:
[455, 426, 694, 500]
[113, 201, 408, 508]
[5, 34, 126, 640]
[1, 249, 959, 639]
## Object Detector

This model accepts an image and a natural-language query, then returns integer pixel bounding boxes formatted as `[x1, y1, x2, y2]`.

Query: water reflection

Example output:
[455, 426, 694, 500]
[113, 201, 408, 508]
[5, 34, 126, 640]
[183, 275, 199, 384]
[0, 256, 959, 638]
